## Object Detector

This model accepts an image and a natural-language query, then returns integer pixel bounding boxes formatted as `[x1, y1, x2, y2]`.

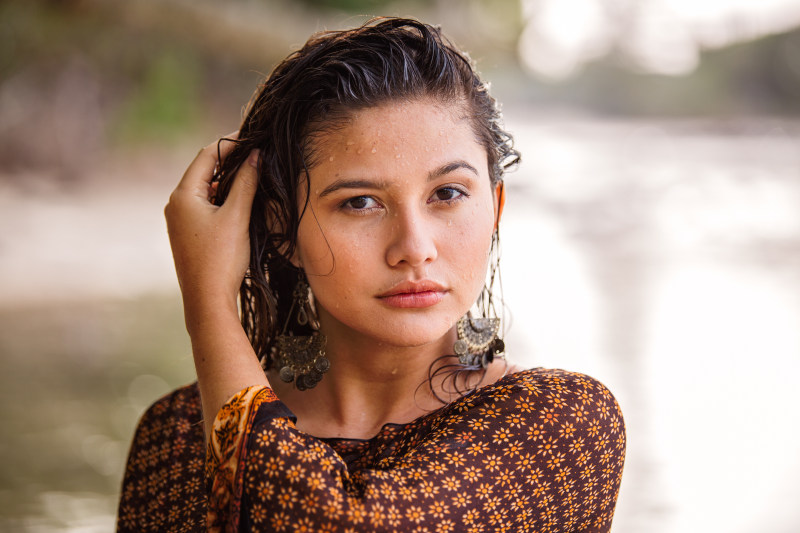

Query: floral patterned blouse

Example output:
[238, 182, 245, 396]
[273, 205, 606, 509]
[117, 368, 625, 532]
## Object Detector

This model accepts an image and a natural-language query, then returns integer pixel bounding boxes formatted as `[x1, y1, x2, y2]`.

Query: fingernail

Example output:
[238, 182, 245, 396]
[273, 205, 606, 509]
[248, 150, 259, 168]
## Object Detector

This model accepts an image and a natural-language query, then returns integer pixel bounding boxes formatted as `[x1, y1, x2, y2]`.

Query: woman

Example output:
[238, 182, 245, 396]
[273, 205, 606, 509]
[118, 18, 625, 532]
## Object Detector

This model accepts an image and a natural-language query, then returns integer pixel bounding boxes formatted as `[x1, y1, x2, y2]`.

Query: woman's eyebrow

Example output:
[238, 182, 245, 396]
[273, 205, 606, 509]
[428, 160, 479, 180]
[318, 179, 390, 198]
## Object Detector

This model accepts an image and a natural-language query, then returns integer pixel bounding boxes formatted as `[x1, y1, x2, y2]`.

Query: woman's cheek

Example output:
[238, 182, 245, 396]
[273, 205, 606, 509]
[298, 216, 349, 276]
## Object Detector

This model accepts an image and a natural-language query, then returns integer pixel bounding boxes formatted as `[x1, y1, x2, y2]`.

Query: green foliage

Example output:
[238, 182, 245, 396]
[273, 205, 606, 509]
[113, 51, 202, 143]
[517, 27, 800, 117]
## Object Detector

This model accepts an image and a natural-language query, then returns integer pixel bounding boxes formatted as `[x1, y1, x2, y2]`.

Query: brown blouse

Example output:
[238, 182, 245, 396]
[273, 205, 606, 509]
[117, 368, 625, 532]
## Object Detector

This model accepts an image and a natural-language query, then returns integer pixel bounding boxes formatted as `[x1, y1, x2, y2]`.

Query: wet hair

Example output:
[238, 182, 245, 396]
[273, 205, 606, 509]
[213, 17, 519, 380]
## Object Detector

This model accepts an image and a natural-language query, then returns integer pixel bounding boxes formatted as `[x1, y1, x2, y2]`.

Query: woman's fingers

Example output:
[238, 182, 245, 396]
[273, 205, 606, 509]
[222, 149, 259, 220]
[164, 132, 255, 305]
[175, 132, 240, 197]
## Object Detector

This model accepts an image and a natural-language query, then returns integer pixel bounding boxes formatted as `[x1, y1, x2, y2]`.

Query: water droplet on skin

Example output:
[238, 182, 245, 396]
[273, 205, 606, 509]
[396, 154, 402, 159]
[371, 147, 377, 153]
[329, 156, 335, 161]
[447, 219, 452, 226]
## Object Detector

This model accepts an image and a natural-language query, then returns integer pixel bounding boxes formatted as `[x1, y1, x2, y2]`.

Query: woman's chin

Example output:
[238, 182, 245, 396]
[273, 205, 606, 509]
[341, 320, 456, 351]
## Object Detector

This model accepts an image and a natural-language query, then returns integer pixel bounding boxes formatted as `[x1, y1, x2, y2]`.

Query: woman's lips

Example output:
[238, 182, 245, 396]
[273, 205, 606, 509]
[377, 281, 447, 309]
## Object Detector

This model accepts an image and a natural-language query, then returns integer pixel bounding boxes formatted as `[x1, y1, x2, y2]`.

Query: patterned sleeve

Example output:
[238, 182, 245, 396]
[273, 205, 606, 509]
[117, 383, 207, 532]
[205, 369, 625, 532]
[205, 386, 287, 532]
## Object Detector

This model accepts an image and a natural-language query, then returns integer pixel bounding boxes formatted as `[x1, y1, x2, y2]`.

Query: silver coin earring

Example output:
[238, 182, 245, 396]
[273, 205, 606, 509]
[274, 271, 330, 391]
[454, 314, 505, 368]
[453, 229, 506, 368]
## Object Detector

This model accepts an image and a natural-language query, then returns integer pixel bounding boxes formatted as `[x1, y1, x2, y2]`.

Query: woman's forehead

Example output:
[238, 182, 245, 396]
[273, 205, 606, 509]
[348, 98, 467, 123]
[308, 100, 478, 159]
[310, 104, 484, 172]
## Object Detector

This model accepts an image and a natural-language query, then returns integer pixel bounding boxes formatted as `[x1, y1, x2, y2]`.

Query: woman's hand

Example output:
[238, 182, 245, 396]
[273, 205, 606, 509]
[165, 135, 258, 316]
[165, 135, 268, 436]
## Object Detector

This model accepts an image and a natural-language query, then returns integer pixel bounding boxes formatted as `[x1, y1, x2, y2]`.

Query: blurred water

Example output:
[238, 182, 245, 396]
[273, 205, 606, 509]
[1, 116, 798, 531]
[502, 115, 800, 532]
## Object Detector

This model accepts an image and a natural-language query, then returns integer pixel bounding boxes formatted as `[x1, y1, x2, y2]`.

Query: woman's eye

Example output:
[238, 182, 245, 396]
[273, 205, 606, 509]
[343, 195, 379, 210]
[431, 187, 466, 203]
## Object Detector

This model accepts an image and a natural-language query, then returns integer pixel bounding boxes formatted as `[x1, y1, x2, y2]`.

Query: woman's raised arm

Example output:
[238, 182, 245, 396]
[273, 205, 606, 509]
[164, 136, 269, 438]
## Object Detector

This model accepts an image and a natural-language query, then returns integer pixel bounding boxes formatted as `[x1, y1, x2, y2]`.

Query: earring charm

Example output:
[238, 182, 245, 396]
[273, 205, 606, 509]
[274, 272, 330, 391]
[454, 315, 505, 368]
[275, 334, 329, 390]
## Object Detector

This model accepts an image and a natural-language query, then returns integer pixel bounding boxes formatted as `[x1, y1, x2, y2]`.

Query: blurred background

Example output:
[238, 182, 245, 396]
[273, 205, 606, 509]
[1, 0, 799, 531]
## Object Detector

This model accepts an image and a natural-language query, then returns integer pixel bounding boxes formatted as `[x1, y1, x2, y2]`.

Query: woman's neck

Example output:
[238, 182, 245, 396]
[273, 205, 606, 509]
[268, 337, 519, 440]
[269, 327, 457, 439]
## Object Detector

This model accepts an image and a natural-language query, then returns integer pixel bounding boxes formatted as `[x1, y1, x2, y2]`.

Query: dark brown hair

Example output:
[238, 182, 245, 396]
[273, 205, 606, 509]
[213, 17, 519, 368]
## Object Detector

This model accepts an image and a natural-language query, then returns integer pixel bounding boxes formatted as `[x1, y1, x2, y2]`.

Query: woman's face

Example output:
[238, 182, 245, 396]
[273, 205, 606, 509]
[294, 98, 499, 349]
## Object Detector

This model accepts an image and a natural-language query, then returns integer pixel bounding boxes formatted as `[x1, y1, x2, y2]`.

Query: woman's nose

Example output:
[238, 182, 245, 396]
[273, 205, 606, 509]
[384, 208, 438, 268]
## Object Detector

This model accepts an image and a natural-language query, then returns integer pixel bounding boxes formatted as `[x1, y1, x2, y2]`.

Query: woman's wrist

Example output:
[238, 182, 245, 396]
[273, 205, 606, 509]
[182, 290, 241, 339]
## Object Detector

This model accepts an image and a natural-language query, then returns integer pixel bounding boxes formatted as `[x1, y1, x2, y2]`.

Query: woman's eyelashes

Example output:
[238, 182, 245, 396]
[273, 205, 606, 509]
[429, 186, 468, 204]
[341, 195, 381, 213]
[338, 186, 470, 214]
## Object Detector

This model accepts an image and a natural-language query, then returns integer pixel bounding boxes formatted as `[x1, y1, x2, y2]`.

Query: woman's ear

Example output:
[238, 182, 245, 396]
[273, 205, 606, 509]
[494, 181, 505, 229]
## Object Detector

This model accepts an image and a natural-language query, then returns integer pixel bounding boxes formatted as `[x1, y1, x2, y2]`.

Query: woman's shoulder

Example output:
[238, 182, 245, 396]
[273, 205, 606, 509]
[138, 381, 202, 420]
[475, 366, 620, 405]
[118, 382, 207, 532]
[123, 381, 205, 470]
[447, 366, 625, 435]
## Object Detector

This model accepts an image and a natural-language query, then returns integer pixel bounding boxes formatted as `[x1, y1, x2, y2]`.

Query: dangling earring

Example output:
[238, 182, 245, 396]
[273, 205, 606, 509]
[274, 271, 330, 391]
[453, 229, 505, 368]
[453, 314, 505, 368]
